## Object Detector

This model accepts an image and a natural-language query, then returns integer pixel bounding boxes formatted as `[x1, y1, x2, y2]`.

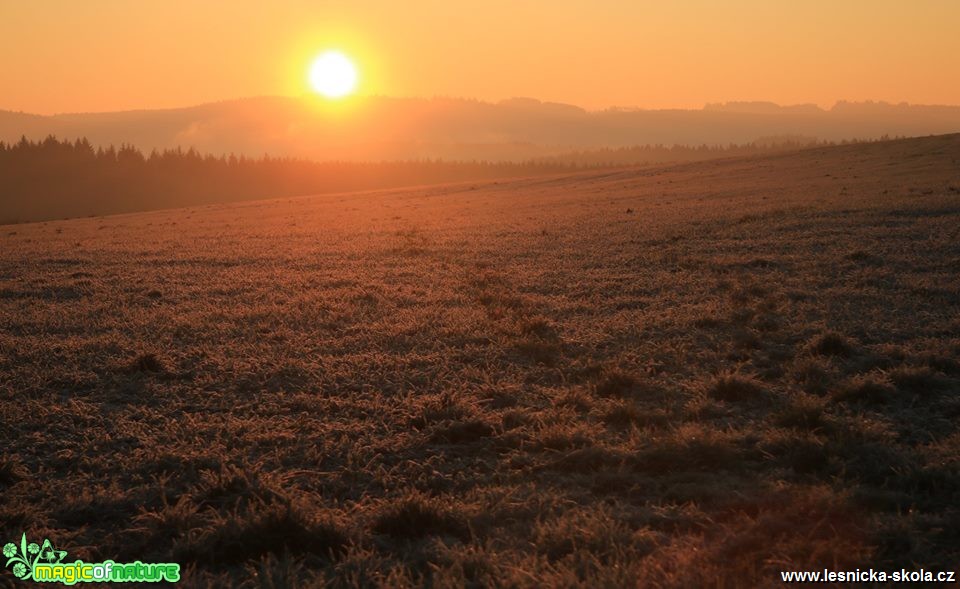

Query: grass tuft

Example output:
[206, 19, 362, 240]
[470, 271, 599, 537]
[514, 339, 561, 365]
[775, 396, 829, 431]
[789, 357, 837, 395]
[129, 352, 166, 373]
[0, 457, 27, 487]
[805, 331, 857, 358]
[372, 494, 470, 542]
[707, 371, 767, 402]
[887, 365, 945, 395]
[429, 419, 495, 444]
[603, 401, 670, 429]
[179, 501, 348, 566]
[594, 370, 638, 398]
[832, 373, 896, 404]
[633, 428, 747, 474]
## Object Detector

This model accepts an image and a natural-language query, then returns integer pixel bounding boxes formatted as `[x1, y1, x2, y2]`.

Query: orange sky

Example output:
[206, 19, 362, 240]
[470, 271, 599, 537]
[3, 0, 959, 114]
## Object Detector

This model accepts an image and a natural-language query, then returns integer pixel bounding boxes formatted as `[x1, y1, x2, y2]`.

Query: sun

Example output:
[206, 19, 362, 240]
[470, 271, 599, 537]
[308, 51, 358, 99]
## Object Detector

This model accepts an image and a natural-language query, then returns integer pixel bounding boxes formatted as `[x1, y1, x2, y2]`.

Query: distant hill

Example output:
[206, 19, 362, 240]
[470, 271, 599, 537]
[703, 101, 824, 114]
[2, 97, 960, 162]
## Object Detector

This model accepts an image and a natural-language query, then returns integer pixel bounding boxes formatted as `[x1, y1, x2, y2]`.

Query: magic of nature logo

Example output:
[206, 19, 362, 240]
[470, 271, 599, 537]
[3, 533, 180, 584]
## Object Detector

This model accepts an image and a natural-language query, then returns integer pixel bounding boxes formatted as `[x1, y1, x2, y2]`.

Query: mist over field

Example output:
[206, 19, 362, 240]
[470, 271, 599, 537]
[4, 97, 960, 162]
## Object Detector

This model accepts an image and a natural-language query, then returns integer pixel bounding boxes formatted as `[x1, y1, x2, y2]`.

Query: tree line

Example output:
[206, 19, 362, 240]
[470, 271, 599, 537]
[533, 135, 905, 167]
[0, 136, 581, 224]
[1, 134, 896, 224]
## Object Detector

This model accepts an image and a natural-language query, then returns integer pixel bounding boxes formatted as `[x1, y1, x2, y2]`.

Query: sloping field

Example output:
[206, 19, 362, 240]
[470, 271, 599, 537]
[1, 134, 959, 587]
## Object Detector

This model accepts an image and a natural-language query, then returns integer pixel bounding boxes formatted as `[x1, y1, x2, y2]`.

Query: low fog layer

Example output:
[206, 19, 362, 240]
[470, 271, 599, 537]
[2, 97, 959, 162]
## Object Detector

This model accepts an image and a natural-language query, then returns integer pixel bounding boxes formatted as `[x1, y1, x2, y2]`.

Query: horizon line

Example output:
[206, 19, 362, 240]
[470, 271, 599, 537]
[4, 94, 960, 118]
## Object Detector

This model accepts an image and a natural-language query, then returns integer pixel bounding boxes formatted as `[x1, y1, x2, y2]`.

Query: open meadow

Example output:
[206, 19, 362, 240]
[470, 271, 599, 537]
[2, 134, 959, 587]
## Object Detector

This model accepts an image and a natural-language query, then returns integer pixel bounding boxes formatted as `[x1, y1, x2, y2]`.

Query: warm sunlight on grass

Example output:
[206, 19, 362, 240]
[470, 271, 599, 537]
[308, 50, 358, 99]
[4, 136, 960, 586]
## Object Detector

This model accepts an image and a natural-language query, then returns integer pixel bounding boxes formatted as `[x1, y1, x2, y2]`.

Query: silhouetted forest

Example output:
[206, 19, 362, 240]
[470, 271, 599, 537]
[534, 136, 857, 166]
[0, 135, 899, 224]
[0, 136, 580, 224]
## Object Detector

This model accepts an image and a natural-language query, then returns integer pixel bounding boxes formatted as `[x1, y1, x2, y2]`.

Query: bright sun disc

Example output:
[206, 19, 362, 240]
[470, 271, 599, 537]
[309, 51, 358, 99]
